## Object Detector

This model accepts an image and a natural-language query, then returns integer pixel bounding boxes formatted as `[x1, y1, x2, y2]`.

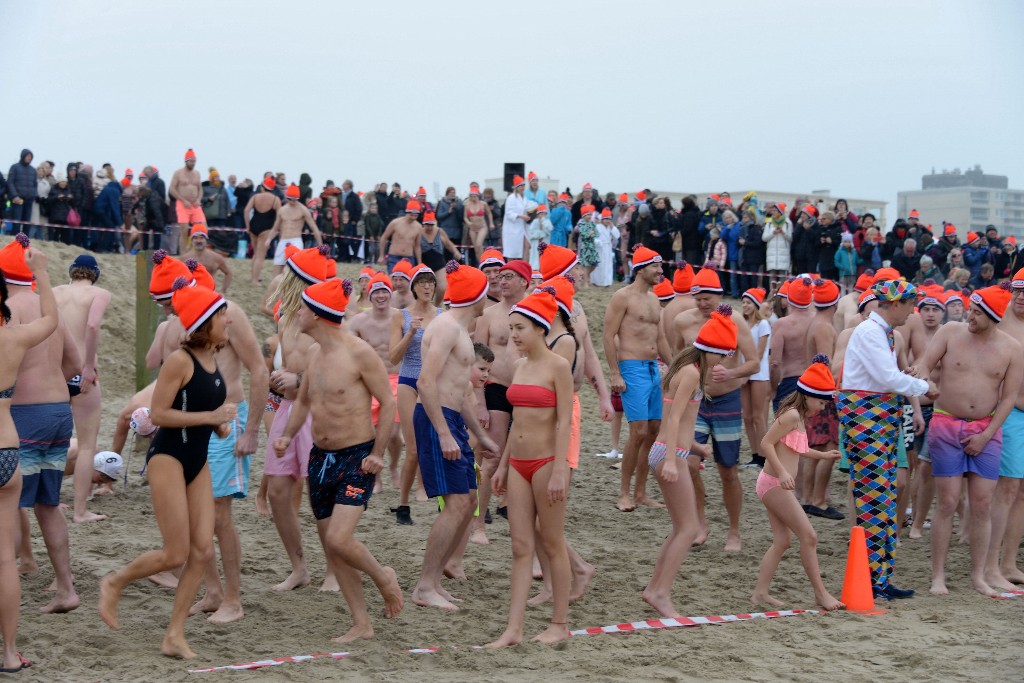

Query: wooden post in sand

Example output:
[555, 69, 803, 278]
[135, 250, 161, 391]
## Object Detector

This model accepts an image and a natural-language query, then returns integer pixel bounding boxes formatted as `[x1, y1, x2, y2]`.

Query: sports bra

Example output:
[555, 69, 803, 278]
[547, 333, 578, 374]
[781, 429, 808, 454]
[507, 383, 557, 408]
[0, 383, 14, 399]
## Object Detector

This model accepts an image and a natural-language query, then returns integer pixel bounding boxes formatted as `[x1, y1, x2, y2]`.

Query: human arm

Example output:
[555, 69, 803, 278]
[545, 359, 574, 504]
[602, 293, 627, 392]
[656, 313, 674, 368]
[228, 305, 270, 456]
[79, 288, 111, 391]
[715, 316, 758, 382]
[579, 319, 613, 421]
[377, 222, 394, 263]
[216, 254, 232, 294]
[769, 322, 785, 391]
[303, 207, 322, 245]
[60, 322, 82, 381]
[358, 347, 396, 472]
[966, 342, 1023, 455]
[150, 350, 237, 429]
[264, 212, 281, 243]
[272, 361, 312, 456]
[459, 383, 498, 456]
[416, 325, 461, 458]
[388, 311, 417, 367]
[243, 196, 254, 232]
[146, 322, 168, 370]
[759, 409, 800, 489]
[858, 321, 933, 397]
[413, 226, 422, 265]
[439, 231, 460, 259]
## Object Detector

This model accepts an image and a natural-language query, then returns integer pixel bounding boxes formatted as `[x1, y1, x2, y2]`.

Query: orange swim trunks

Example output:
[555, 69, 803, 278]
[175, 200, 207, 226]
[568, 392, 580, 469]
[371, 374, 401, 426]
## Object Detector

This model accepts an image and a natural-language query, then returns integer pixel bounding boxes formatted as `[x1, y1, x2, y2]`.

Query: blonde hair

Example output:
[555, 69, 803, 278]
[272, 272, 309, 328]
[663, 347, 711, 401]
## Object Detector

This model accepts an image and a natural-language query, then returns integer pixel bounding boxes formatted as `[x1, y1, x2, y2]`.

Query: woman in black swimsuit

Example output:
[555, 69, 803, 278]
[420, 211, 460, 306]
[0, 243, 58, 673]
[99, 277, 236, 660]
[244, 179, 281, 285]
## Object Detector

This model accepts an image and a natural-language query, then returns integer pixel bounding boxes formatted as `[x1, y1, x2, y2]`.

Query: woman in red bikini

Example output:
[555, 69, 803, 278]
[642, 304, 736, 619]
[463, 183, 493, 266]
[751, 354, 844, 611]
[488, 287, 573, 648]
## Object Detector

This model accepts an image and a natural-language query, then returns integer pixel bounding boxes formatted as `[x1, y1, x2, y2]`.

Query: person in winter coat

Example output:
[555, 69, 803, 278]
[859, 227, 884, 272]
[891, 238, 922, 281]
[6, 148, 37, 227]
[762, 201, 791, 283]
[737, 209, 767, 291]
[812, 210, 843, 280]
[881, 219, 910, 262]
[298, 172, 313, 205]
[437, 187, 464, 244]
[704, 227, 726, 269]
[720, 209, 742, 297]
[790, 204, 820, 274]
[969, 262, 997, 290]
[913, 255, 943, 286]
[201, 169, 230, 226]
[677, 195, 703, 266]
[833, 232, 861, 292]
[992, 236, 1020, 281]
[645, 197, 677, 268]
[926, 224, 959, 275]
[832, 198, 859, 234]
[47, 173, 75, 243]
[92, 177, 123, 253]
[962, 232, 989, 278]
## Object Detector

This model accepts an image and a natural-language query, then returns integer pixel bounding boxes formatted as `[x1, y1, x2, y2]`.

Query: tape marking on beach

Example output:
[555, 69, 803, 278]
[994, 589, 1024, 600]
[569, 608, 817, 636]
[188, 652, 350, 673]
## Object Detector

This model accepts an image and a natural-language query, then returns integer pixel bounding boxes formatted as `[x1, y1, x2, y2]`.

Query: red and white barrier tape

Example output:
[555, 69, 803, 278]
[187, 608, 815, 673]
[188, 651, 350, 673]
[994, 589, 1024, 600]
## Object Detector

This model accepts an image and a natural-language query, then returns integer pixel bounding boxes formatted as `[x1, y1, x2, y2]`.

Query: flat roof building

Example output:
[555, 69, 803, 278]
[898, 166, 1024, 241]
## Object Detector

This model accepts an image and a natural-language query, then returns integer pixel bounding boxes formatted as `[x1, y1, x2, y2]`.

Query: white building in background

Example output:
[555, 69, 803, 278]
[897, 166, 1024, 241]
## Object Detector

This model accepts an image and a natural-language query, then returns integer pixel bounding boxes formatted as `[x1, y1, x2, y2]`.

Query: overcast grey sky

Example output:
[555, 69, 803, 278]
[3, 0, 1021, 213]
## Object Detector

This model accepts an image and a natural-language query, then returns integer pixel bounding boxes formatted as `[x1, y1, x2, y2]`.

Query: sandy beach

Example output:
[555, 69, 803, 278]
[7, 237, 1022, 682]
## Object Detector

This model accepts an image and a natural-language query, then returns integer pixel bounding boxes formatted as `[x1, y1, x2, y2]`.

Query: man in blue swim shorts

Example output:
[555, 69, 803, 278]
[917, 284, 1022, 597]
[603, 245, 675, 512]
[672, 268, 761, 550]
[409, 262, 499, 611]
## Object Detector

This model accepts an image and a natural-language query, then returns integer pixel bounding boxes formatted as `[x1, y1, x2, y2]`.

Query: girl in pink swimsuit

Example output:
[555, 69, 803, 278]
[643, 304, 738, 619]
[752, 354, 845, 612]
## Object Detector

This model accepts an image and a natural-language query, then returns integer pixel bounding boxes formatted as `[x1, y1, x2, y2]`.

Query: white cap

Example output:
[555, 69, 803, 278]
[130, 407, 157, 437]
[94, 451, 123, 480]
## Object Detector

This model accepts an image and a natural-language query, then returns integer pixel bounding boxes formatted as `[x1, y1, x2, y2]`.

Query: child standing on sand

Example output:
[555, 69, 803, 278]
[751, 354, 844, 611]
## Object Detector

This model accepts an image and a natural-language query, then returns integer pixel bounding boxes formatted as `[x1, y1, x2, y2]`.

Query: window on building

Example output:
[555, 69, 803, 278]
[996, 209, 1008, 218]
[971, 191, 989, 202]
[971, 207, 990, 220]
[997, 192, 1008, 201]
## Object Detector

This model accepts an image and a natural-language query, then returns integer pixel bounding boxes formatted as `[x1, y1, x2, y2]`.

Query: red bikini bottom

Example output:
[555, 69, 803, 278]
[510, 456, 555, 484]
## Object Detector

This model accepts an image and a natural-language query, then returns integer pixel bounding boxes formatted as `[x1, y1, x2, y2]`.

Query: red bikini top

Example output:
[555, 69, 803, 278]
[507, 383, 557, 408]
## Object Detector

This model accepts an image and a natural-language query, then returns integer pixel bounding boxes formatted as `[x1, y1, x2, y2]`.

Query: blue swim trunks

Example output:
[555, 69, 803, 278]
[209, 401, 250, 499]
[618, 359, 663, 423]
[773, 375, 799, 413]
[414, 404, 476, 498]
[694, 389, 743, 467]
[1001, 407, 1024, 478]
[12, 402, 73, 508]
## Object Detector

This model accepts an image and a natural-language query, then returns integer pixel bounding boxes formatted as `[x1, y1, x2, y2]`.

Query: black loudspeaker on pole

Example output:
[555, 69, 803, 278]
[503, 163, 525, 193]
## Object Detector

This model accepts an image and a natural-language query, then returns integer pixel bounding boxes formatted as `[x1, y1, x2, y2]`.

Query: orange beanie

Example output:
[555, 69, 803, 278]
[170, 276, 225, 335]
[797, 354, 837, 398]
[302, 278, 352, 325]
[693, 304, 738, 356]
[445, 261, 487, 308]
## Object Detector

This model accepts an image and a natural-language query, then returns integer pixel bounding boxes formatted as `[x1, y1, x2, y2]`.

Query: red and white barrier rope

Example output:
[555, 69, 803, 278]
[187, 608, 816, 673]
[994, 589, 1024, 599]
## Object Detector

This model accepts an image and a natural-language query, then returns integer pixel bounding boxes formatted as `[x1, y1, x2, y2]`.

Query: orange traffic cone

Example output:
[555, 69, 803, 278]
[840, 526, 875, 611]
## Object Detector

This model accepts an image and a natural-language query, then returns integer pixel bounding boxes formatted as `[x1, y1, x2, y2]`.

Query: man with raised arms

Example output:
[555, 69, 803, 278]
[916, 284, 1022, 597]
[273, 277, 403, 642]
[473, 258, 532, 543]
[604, 245, 674, 513]
[411, 261, 499, 611]
[378, 200, 423, 272]
[673, 267, 760, 550]
[346, 273, 405, 489]
[53, 254, 111, 524]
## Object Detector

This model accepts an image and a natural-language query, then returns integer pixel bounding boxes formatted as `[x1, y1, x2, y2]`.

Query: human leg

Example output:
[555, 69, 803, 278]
[396, 384, 421, 514]
[486, 467, 536, 648]
[633, 420, 661, 507]
[910, 459, 935, 539]
[71, 386, 106, 522]
[207, 497, 244, 623]
[412, 493, 474, 611]
[965, 474, 999, 596]
[750, 492, 792, 607]
[644, 456, 700, 617]
[267, 475, 309, 591]
[688, 454, 708, 544]
[930, 475, 962, 595]
[530, 463, 570, 644]
[0, 469, 24, 670]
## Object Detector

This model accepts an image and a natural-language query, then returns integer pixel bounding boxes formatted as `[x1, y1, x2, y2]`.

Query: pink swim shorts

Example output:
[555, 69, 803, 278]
[263, 398, 312, 479]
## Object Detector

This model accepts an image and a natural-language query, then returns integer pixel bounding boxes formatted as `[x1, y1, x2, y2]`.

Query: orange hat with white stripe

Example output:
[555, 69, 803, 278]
[797, 354, 837, 399]
[538, 275, 575, 315]
[631, 244, 663, 273]
[287, 245, 336, 285]
[445, 261, 487, 308]
[673, 261, 694, 294]
[479, 249, 506, 269]
[149, 249, 193, 300]
[971, 282, 1012, 322]
[690, 267, 723, 295]
[0, 233, 33, 286]
[369, 272, 393, 295]
[189, 223, 209, 239]
[302, 278, 353, 326]
[742, 288, 767, 306]
[654, 278, 675, 301]
[185, 258, 216, 290]
[539, 242, 578, 280]
[390, 259, 413, 281]
[813, 279, 841, 308]
[170, 277, 225, 336]
[511, 286, 558, 331]
[693, 304, 738, 356]
[787, 277, 814, 309]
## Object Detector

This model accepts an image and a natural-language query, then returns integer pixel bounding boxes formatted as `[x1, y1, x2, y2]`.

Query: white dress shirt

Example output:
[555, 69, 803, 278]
[840, 311, 929, 396]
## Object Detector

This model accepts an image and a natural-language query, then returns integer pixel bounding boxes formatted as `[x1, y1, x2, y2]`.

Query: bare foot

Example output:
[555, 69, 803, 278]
[161, 636, 197, 660]
[411, 587, 459, 611]
[469, 529, 490, 545]
[373, 479, 383, 494]
[616, 494, 636, 512]
[148, 571, 179, 589]
[750, 592, 784, 607]
[331, 623, 374, 644]
[485, 628, 522, 649]
[724, 535, 742, 553]
[531, 623, 570, 644]
[94, 483, 115, 495]
[73, 511, 108, 523]
[377, 567, 404, 618]
[971, 576, 999, 597]
[815, 592, 844, 611]
[527, 589, 552, 607]
[207, 603, 245, 624]
[635, 496, 665, 509]
[40, 592, 80, 614]
[1001, 566, 1024, 584]
[532, 558, 543, 580]
[929, 577, 949, 595]
[17, 560, 38, 575]
[642, 589, 680, 618]
[985, 570, 1016, 592]
[255, 494, 271, 517]
[443, 564, 466, 580]
[58, 502, 70, 512]
[319, 574, 339, 592]
[436, 585, 462, 604]
[189, 594, 221, 616]
[45, 579, 56, 592]
[99, 575, 121, 629]
[908, 527, 923, 540]
[390, 468, 401, 490]
[273, 570, 311, 592]
[692, 525, 709, 546]
[415, 488, 429, 503]
[569, 562, 596, 603]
